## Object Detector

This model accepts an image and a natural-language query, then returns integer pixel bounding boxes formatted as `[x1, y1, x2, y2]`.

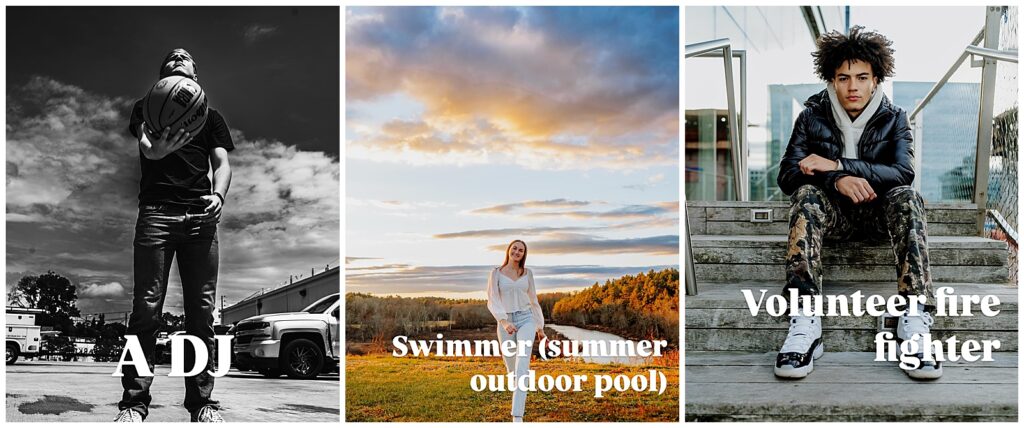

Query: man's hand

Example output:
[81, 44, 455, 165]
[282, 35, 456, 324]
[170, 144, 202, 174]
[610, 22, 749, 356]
[200, 193, 223, 220]
[837, 176, 877, 204]
[798, 154, 839, 175]
[536, 327, 546, 341]
[140, 125, 191, 160]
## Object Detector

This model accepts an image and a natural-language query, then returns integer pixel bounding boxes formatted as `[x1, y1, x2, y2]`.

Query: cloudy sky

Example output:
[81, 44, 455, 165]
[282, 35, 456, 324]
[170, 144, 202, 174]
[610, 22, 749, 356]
[6, 7, 340, 318]
[346, 6, 680, 298]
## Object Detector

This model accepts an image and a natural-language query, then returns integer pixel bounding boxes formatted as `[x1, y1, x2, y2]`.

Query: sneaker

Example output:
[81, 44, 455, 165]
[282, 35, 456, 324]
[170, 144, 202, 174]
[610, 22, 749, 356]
[774, 314, 823, 378]
[895, 310, 942, 380]
[190, 406, 225, 423]
[114, 408, 143, 422]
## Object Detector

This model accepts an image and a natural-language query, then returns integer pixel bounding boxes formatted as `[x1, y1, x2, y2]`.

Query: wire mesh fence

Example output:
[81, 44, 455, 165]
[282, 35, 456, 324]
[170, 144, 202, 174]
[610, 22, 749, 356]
[983, 6, 1018, 284]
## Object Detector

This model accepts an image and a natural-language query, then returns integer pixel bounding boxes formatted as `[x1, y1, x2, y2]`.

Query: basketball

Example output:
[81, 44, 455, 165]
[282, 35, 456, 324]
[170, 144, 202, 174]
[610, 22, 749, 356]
[142, 75, 208, 136]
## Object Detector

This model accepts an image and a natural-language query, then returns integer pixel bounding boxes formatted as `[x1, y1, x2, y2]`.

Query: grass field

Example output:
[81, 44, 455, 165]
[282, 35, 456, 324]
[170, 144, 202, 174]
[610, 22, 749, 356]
[345, 354, 679, 422]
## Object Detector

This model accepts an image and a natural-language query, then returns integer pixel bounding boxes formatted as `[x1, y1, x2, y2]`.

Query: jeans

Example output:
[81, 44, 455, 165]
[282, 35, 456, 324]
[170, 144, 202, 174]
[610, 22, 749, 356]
[497, 309, 536, 418]
[118, 204, 220, 418]
[784, 184, 935, 308]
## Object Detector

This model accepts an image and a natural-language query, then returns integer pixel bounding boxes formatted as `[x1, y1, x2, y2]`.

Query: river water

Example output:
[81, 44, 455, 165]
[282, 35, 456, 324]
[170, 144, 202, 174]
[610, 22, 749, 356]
[545, 324, 658, 365]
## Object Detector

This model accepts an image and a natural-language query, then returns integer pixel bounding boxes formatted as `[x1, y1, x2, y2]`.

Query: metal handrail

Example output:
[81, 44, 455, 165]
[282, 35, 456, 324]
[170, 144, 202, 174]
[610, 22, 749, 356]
[965, 45, 1019, 63]
[909, 31, 1018, 121]
[908, 29, 985, 122]
[909, 7, 1018, 237]
[987, 210, 1019, 246]
[684, 215, 698, 296]
[685, 38, 746, 201]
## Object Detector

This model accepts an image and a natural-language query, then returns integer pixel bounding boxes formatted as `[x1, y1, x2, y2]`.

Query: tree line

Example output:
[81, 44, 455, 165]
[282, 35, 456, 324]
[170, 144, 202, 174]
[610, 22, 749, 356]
[550, 268, 679, 347]
[7, 271, 189, 361]
[346, 268, 679, 347]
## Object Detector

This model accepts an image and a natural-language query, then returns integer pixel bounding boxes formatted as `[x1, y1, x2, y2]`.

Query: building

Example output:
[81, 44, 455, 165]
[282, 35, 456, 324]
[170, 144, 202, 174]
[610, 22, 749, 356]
[765, 83, 830, 200]
[763, 81, 982, 202]
[220, 266, 339, 326]
[685, 6, 846, 201]
[891, 81, 981, 202]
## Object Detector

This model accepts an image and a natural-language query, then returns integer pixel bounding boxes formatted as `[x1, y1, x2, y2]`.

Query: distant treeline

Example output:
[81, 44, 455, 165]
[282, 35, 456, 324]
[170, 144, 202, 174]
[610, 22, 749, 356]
[551, 269, 679, 346]
[345, 294, 488, 342]
[346, 268, 679, 346]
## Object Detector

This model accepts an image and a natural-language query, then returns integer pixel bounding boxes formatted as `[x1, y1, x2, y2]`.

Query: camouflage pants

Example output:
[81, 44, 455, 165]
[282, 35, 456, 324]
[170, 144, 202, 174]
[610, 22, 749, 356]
[784, 184, 935, 306]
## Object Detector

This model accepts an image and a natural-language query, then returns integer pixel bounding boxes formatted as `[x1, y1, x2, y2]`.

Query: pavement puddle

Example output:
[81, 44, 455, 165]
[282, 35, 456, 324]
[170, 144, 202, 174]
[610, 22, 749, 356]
[18, 395, 95, 415]
[257, 404, 339, 415]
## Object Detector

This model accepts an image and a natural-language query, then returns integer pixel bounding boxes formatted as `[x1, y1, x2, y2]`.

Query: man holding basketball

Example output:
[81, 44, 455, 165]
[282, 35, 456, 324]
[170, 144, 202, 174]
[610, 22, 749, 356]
[115, 48, 233, 423]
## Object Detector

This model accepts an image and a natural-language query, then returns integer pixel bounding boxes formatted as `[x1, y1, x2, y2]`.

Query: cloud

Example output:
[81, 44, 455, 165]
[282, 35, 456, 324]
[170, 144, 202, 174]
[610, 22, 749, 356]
[243, 24, 278, 43]
[80, 281, 126, 298]
[345, 263, 674, 294]
[485, 233, 678, 256]
[434, 225, 593, 239]
[470, 199, 592, 215]
[624, 173, 666, 191]
[346, 6, 679, 170]
[432, 216, 678, 240]
[6, 76, 339, 315]
[465, 199, 677, 220]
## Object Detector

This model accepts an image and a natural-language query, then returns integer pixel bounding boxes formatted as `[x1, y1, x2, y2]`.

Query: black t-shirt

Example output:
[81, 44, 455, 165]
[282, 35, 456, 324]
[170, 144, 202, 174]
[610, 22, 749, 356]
[129, 100, 235, 207]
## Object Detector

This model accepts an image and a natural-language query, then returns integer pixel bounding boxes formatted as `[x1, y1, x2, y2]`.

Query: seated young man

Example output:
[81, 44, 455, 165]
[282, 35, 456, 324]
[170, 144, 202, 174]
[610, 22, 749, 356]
[774, 27, 940, 380]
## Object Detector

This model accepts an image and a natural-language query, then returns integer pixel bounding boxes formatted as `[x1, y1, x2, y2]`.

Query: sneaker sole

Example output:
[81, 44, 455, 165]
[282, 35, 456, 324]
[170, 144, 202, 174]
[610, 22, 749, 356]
[774, 342, 824, 378]
[904, 365, 943, 380]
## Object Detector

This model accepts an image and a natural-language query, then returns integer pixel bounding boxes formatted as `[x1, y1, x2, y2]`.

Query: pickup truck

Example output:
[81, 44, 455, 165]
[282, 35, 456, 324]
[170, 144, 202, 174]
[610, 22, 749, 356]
[232, 293, 339, 379]
[6, 309, 42, 364]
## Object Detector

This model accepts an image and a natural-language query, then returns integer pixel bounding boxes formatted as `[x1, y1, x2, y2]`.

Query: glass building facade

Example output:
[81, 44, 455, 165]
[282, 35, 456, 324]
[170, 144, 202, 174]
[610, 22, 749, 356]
[685, 6, 846, 201]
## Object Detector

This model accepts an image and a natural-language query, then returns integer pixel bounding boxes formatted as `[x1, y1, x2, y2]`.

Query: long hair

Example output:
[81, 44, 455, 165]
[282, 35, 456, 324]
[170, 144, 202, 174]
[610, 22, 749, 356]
[500, 240, 527, 276]
[812, 26, 895, 83]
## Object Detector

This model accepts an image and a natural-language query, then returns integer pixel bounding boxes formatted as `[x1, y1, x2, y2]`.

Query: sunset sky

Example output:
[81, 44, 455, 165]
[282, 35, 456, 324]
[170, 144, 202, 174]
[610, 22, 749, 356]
[6, 7, 340, 318]
[346, 6, 680, 298]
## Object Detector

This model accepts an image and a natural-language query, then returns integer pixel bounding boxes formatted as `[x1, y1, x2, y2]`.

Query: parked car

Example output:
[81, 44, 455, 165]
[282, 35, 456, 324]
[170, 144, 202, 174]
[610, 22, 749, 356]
[233, 294, 340, 379]
[154, 331, 186, 364]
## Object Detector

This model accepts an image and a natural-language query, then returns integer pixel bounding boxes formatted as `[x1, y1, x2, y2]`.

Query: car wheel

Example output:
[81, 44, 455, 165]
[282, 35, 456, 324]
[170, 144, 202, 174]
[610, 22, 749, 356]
[6, 343, 19, 365]
[281, 339, 324, 379]
[259, 368, 282, 378]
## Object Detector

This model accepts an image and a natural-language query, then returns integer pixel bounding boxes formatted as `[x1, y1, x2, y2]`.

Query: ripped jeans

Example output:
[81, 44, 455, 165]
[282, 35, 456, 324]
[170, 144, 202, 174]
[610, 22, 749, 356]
[784, 184, 935, 308]
[497, 309, 536, 418]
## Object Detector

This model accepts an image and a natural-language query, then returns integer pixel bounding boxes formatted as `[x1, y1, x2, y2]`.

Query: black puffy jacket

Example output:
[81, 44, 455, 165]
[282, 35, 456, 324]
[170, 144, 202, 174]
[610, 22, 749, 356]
[777, 88, 915, 197]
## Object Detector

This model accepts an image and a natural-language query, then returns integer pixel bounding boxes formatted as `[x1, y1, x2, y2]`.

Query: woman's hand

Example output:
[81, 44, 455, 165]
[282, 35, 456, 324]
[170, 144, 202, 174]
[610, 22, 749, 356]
[536, 328, 546, 341]
[500, 319, 517, 335]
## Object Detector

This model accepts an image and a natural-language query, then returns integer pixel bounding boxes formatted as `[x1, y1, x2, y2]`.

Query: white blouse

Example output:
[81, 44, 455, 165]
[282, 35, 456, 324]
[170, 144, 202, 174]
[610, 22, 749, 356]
[486, 267, 545, 329]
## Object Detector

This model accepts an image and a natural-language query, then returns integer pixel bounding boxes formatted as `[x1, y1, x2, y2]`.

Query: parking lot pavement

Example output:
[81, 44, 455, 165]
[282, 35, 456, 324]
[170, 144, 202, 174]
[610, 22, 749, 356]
[6, 361, 339, 422]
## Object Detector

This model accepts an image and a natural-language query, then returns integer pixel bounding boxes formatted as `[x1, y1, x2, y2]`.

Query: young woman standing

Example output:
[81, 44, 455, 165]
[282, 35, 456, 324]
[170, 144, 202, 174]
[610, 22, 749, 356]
[486, 240, 546, 422]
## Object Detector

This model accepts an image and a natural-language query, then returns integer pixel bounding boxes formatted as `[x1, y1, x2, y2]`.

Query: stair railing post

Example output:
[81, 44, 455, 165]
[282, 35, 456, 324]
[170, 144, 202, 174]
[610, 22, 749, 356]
[685, 211, 698, 296]
[722, 44, 744, 201]
[973, 6, 1002, 235]
[686, 39, 746, 202]
[910, 114, 923, 193]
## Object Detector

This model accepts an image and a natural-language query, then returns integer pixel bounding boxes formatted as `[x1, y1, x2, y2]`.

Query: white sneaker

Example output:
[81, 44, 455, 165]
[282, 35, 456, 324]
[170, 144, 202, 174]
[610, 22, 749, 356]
[895, 310, 943, 379]
[114, 408, 143, 423]
[774, 314, 823, 378]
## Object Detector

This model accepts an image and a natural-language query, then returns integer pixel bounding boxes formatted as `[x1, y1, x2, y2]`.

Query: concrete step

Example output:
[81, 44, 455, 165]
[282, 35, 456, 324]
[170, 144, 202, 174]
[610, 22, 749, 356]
[686, 281, 1018, 352]
[687, 201, 978, 236]
[692, 235, 1009, 283]
[685, 351, 1018, 421]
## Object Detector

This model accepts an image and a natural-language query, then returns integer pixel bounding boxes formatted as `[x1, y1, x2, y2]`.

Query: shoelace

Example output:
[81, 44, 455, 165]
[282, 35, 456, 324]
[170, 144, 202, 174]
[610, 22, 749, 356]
[115, 409, 140, 422]
[780, 316, 818, 353]
[197, 407, 224, 422]
[902, 311, 934, 335]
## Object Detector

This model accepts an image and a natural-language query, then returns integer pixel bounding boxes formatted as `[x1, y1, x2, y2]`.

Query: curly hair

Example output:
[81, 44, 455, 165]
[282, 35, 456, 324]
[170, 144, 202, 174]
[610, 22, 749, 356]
[812, 26, 895, 82]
